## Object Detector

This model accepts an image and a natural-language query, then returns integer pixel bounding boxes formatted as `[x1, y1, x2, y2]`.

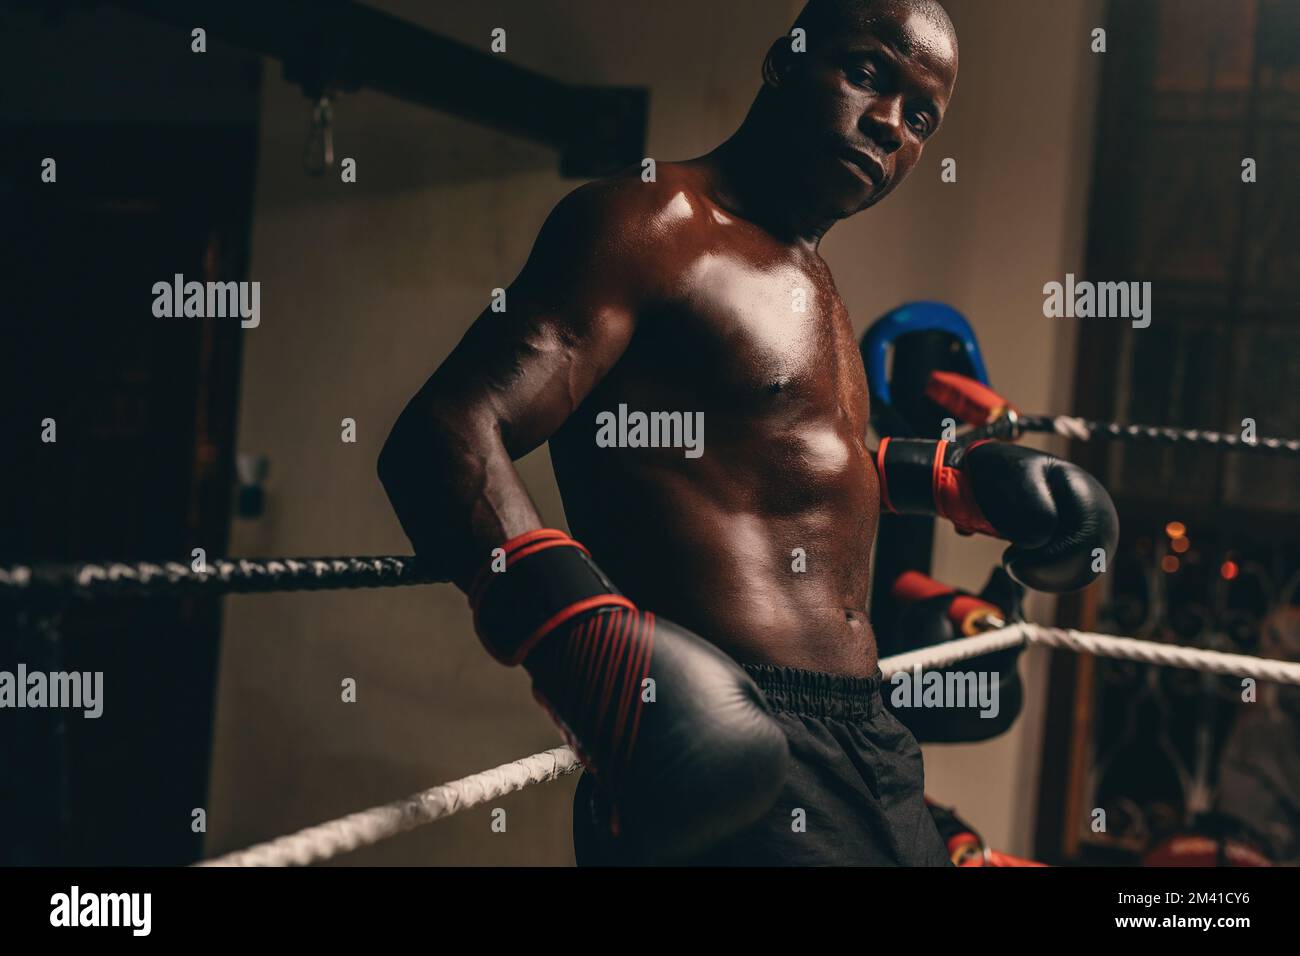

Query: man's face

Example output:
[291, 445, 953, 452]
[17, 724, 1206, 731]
[774, 4, 957, 218]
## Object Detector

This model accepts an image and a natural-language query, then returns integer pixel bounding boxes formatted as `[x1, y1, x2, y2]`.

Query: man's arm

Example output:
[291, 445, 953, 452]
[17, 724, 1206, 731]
[378, 180, 646, 587]
[377, 180, 790, 863]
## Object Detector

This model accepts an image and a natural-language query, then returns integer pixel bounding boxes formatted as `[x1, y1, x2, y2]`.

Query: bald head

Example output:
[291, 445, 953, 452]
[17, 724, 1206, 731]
[792, 0, 957, 61]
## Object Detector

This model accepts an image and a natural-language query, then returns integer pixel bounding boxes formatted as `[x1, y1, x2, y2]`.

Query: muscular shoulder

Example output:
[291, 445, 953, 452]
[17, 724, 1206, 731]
[565, 161, 713, 229]
[526, 163, 716, 283]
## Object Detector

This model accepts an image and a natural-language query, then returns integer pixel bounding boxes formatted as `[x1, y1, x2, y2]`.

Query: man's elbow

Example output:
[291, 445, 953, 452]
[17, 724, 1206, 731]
[377, 412, 422, 503]
[376, 407, 484, 500]
[376, 412, 444, 554]
[376, 440, 398, 500]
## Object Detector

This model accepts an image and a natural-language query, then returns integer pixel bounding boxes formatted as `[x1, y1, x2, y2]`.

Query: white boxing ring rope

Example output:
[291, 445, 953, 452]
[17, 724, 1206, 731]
[877, 623, 1300, 684]
[198, 623, 1300, 867]
[199, 747, 582, 867]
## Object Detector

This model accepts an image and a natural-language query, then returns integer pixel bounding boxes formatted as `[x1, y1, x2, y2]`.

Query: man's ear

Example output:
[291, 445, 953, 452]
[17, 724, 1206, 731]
[762, 36, 797, 89]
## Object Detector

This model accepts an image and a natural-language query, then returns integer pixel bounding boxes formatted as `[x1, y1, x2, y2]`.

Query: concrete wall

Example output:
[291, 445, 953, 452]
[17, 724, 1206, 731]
[206, 0, 1105, 864]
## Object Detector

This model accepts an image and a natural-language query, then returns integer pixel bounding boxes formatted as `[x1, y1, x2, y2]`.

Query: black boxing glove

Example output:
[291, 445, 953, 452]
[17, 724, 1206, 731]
[885, 569, 1024, 743]
[468, 528, 789, 864]
[876, 438, 1119, 592]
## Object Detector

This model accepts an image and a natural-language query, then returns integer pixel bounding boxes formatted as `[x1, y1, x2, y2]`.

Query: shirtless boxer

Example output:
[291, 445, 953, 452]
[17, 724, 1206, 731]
[379, 0, 1117, 865]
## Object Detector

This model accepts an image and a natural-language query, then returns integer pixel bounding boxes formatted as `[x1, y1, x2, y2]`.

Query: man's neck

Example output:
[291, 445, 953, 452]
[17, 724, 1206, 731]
[702, 114, 839, 248]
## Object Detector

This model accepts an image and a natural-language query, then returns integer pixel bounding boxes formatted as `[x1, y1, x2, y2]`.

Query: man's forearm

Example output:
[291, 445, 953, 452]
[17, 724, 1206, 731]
[378, 411, 543, 592]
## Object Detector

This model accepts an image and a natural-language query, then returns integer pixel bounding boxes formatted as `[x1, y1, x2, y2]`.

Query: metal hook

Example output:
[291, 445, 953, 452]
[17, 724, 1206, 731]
[304, 95, 335, 177]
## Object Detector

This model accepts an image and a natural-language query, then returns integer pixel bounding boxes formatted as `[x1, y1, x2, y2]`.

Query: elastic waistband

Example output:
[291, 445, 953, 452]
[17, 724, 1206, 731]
[743, 664, 882, 719]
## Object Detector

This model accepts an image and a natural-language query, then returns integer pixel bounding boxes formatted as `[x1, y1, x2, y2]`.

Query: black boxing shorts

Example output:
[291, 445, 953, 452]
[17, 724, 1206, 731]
[572, 663, 952, 866]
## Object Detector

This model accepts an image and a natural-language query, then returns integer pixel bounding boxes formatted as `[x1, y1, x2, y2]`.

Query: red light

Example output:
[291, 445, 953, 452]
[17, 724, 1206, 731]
[1220, 561, 1239, 580]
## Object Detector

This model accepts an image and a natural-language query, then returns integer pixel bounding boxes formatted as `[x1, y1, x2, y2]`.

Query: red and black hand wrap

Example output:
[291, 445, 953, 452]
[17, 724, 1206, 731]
[468, 529, 634, 665]
[467, 529, 651, 793]
[876, 438, 998, 537]
[466, 532, 791, 860]
[524, 605, 656, 791]
[878, 438, 1120, 593]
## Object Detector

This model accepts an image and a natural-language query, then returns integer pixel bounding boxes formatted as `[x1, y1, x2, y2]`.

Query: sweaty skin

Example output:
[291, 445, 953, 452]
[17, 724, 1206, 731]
[380, 2, 958, 677]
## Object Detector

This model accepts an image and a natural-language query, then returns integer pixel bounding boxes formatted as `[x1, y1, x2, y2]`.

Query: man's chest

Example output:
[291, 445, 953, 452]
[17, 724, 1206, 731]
[632, 252, 871, 427]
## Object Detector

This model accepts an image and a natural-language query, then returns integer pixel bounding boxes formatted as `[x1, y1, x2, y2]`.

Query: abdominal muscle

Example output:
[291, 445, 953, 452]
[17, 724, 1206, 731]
[553, 432, 880, 677]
